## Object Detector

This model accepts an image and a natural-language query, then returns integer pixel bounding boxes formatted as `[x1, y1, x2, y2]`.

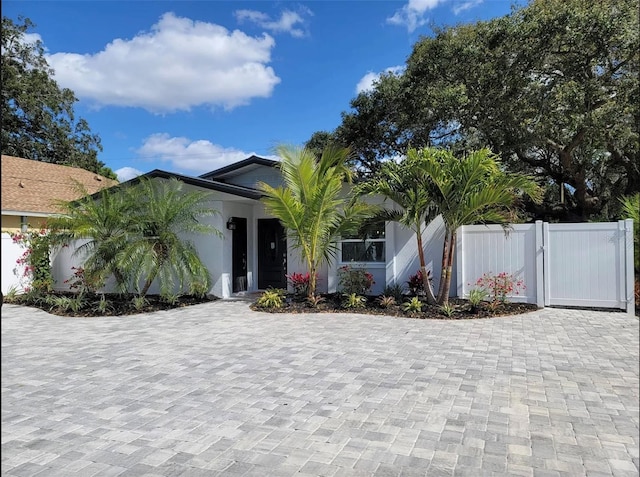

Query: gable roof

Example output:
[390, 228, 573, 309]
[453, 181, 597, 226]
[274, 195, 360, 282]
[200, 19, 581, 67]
[138, 169, 263, 200]
[1, 155, 119, 215]
[199, 155, 279, 181]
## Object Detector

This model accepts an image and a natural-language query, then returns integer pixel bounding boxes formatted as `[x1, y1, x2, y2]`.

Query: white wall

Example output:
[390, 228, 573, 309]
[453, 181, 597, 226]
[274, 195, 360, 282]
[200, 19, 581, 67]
[390, 217, 450, 296]
[1, 233, 26, 294]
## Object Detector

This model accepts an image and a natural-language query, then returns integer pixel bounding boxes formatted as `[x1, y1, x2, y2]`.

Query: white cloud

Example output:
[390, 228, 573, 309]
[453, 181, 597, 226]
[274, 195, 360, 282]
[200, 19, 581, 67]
[387, 0, 445, 32]
[115, 167, 144, 182]
[45, 12, 281, 113]
[234, 8, 312, 38]
[22, 32, 44, 47]
[135, 133, 278, 175]
[356, 66, 405, 94]
[453, 0, 484, 14]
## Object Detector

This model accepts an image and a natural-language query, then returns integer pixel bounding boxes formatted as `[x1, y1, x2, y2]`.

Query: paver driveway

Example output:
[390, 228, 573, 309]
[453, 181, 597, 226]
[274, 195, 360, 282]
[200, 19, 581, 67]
[1, 301, 638, 477]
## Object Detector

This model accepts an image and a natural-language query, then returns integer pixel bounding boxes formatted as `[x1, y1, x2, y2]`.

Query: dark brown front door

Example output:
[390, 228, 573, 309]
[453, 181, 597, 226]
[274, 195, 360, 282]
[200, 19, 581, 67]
[257, 219, 287, 289]
[231, 217, 247, 292]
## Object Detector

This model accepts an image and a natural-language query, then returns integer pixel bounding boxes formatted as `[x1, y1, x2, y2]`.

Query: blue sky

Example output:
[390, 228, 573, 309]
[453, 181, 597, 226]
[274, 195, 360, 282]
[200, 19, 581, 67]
[5, 1, 518, 181]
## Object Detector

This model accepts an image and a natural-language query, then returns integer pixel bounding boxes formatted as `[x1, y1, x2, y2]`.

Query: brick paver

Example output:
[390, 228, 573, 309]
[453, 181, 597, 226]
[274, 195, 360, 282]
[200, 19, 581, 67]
[2, 301, 638, 476]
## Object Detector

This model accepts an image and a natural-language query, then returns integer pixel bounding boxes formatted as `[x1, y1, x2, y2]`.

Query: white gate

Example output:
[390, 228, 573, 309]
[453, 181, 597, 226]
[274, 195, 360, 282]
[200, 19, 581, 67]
[543, 221, 633, 310]
[457, 220, 635, 314]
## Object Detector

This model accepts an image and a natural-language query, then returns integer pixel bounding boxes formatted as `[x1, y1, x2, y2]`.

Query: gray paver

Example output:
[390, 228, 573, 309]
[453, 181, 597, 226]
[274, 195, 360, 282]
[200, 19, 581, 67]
[1, 302, 638, 476]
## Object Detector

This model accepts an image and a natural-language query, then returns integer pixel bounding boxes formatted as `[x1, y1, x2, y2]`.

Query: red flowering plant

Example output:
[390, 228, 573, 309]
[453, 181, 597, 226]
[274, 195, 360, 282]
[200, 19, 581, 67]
[337, 265, 375, 295]
[10, 225, 54, 294]
[63, 266, 102, 295]
[287, 272, 316, 298]
[407, 269, 432, 296]
[475, 272, 525, 303]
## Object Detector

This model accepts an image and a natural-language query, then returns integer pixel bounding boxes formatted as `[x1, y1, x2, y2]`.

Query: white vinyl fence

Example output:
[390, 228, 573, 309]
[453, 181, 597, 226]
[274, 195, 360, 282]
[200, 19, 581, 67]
[1, 233, 26, 294]
[457, 220, 635, 315]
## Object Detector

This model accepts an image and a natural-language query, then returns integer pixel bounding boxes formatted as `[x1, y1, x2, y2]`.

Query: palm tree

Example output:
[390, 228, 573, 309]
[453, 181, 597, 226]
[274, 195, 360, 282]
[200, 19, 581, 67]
[49, 183, 136, 292]
[121, 177, 221, 298]
[51, 177, 221, 298]
[415, 147, 542, 304]
[356, 157, 440, 304]
[258, 145, 373, 298]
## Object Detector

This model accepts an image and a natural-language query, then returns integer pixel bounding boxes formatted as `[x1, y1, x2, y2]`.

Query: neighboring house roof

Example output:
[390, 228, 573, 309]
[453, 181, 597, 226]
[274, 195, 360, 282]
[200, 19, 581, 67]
[1, 155, 119, 216]
[199, 155, 279, 181]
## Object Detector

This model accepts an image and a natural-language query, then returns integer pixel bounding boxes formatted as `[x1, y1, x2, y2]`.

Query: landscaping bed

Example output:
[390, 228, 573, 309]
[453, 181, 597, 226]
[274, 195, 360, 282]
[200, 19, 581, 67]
[3, 292, 216, 317]
[251, 293, 539, 320]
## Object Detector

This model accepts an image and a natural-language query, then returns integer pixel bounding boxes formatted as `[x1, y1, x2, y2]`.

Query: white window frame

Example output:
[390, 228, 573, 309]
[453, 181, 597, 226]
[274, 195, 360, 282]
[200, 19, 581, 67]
[338, 222, 386, 265]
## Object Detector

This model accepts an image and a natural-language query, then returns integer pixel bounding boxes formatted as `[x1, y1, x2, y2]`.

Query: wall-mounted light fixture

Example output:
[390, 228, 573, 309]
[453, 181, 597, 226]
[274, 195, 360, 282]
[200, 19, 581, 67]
[226, 218, 236, 230]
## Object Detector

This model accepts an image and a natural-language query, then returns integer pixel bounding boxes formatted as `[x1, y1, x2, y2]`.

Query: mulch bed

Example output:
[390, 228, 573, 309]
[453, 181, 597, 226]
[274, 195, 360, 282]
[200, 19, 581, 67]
[3, 292, 217, 317]
[251, 294, 540, 320]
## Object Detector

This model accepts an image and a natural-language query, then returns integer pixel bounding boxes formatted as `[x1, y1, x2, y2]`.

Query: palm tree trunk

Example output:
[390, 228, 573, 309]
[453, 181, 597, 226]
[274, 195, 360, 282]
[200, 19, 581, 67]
[140, 264, 160, 297]
[438, 230, 456, 304]
[416, 230, 437, 305]
[308, 264, 317, 299]
[437, 229, 455, 304]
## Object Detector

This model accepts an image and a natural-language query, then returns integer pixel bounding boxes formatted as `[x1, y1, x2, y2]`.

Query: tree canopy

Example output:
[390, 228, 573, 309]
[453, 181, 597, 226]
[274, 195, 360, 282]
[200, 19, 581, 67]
[1, 16, 116, 179]
[315, 0, 639, 222]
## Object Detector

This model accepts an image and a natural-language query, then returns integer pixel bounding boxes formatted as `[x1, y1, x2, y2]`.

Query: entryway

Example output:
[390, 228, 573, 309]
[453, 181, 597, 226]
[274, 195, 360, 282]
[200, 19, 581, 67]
[257, 218, 287, 290]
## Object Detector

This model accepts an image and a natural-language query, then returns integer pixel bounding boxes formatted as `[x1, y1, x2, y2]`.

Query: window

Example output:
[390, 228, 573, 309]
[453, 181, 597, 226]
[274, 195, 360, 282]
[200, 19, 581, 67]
[340, 223, 385, 263]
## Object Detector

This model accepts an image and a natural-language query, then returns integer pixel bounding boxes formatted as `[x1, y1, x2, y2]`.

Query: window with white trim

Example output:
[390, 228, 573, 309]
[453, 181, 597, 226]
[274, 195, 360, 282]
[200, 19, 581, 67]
[339, 223, 386, 263]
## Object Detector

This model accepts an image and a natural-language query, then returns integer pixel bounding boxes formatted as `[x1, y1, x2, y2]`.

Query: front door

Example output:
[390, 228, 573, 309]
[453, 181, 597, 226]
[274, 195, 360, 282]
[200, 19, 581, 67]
[258, 219, 287, 289]
[231, 217, 247, 293]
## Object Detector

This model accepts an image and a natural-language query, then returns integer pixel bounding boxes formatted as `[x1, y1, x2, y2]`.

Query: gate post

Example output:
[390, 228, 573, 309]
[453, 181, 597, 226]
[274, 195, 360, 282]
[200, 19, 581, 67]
[456, 226, 464, 298]
[542, 222, 551, 307]
[624, 219, 635, 315]
[535, 221, 545, 308]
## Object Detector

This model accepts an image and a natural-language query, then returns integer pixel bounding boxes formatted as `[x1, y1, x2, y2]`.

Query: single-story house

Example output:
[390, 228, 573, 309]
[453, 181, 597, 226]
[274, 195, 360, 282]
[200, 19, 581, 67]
[52, 155, 450, 299]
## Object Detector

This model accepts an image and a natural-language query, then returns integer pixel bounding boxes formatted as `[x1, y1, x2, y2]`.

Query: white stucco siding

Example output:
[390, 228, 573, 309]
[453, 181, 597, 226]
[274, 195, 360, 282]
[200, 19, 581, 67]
[385, 216, 456, 297]
[189, 199, 226, 298]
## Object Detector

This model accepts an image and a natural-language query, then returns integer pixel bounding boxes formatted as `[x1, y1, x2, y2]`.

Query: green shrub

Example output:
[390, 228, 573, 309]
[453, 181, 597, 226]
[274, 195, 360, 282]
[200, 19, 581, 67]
[402, 296, 423, 313]
[162, 293, 180, 305]
[338, 266, 374, 295]
[94, 295, 114, 314]
[342, 293, 366, 309]
[48, 294, 86, 313]
[468, 288, 488, 312]
[440, 302, 456, 317]
[256, 288, 287, 309]
[132, 296, 149, 311]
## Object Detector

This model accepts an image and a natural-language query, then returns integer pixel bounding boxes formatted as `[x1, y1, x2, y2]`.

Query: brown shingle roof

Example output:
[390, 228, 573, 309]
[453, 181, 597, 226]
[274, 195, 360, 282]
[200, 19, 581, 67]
[1, 155, 119, 215]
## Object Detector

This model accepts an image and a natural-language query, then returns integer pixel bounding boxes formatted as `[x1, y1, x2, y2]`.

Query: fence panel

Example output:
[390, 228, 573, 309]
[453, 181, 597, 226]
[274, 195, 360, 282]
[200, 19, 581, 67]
[543, 221, 627, 309]
[457, 224, 539, 304]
